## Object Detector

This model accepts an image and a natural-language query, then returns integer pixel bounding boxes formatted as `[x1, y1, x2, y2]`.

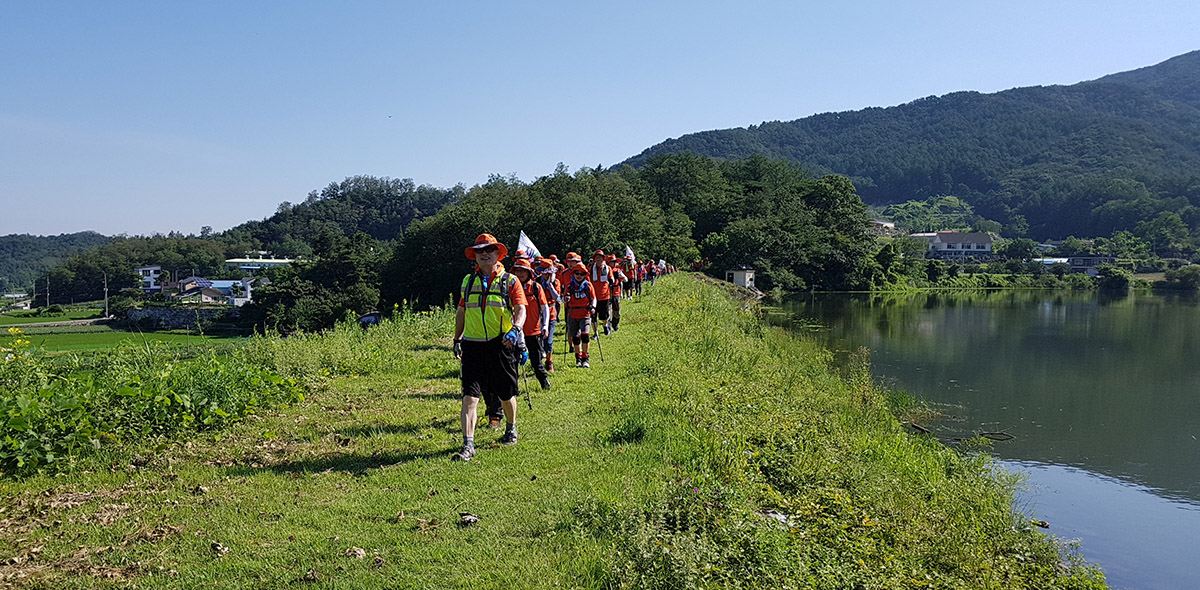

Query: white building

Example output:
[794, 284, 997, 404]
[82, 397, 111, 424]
[725, 268, 756, 289]
[911, 232, 994, 259]
[224, 256, 294, 272]
[135, 265, 163, 292]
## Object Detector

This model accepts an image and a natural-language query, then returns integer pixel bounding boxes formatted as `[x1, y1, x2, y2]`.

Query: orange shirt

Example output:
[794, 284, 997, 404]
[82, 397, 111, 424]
[539, 275, 559, 321]
[565, 278, 596, 320]
[521, 280, 547, 335]
[610, 266, 625, 297]
[590, 262, 611, 300]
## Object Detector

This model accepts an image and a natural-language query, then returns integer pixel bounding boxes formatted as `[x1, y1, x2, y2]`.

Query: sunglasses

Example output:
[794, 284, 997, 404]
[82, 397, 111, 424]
[573, 271, 587, 276]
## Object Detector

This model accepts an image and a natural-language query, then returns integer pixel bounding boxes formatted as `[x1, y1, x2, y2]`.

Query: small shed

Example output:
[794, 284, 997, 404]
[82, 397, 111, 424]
[725, 268, 756, 289]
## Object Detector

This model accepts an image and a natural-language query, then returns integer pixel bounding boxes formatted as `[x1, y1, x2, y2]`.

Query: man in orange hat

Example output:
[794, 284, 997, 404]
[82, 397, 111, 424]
[536, 258, 561, 373]
[511, 258, 552, 390]
[452, 234, 527, 461]
[589, 250, 613, 335]
[564, 262, 596, 368]
[559, 252, 583, 354]
[606, 255, 628, 332]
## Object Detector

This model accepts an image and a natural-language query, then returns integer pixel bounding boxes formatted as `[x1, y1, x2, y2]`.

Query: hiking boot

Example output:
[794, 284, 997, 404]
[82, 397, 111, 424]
[545, 358, 554, 373]
[498, 430, 518, 445]
[486, 416, 502, 429]
[537, 374, 551, 391]
[575, 356, 583, 368]
[581, 358, 590, 369]
[451, 445, 475, 462]
[603, 325, 611, 335]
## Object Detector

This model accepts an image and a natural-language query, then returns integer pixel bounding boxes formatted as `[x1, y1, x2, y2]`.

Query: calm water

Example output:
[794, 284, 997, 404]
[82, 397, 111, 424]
[778, 291, 1200, 590]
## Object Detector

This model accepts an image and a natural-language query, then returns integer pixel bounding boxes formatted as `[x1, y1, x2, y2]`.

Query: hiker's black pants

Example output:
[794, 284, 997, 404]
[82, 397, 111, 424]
[525, 334, 547, 383]
[460, 336, 519, 420]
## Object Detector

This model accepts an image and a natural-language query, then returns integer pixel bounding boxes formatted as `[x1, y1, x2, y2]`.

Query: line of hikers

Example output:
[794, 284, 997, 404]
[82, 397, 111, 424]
[450, 233, 674, 462]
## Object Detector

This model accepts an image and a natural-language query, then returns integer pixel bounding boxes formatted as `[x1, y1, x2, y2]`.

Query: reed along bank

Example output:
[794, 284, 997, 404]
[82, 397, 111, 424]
[0, 274, 1105, 589]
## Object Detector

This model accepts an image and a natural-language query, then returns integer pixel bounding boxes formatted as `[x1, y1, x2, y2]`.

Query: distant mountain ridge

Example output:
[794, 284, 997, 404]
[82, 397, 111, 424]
[0, 232, 113, 292]
[622, 51, 1200, 239]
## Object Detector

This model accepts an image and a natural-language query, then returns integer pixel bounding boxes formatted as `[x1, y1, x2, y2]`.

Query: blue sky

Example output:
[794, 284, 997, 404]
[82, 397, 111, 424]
[2, 1, 1197, 236]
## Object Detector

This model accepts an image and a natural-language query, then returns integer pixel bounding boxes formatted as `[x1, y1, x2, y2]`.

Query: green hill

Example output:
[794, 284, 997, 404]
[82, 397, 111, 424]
[0, 232, 112, 292]
[622, 51, 1200, 240]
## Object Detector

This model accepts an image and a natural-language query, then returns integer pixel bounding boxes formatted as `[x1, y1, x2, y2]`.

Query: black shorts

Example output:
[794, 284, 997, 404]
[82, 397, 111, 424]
[595, 298, 611, 321]
[460, 337, 519, 401]
[566, 315, 591, 337]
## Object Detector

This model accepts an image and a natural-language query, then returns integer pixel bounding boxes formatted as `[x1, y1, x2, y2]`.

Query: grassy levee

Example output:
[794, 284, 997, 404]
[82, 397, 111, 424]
[0, 275, 1105, 589]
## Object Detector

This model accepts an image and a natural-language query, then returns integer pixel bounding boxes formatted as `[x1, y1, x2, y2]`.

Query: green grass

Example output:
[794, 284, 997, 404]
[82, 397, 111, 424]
[0, 276, 1107, 589]
[22, 329, 240, 352]
[0, 309, 102, 325]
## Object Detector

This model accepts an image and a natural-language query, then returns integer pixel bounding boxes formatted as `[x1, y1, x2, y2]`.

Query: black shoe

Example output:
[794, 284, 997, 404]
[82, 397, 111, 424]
[581, 358, 590, 369]
[537, 374, 551, 391]
[499, 430, 517, 445]
[452, 445, 475, 461]
[485, 416, 502, 429]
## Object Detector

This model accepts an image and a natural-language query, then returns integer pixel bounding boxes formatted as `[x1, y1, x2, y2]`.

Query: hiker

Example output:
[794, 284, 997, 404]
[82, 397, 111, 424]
[559, 252, 583, 353]
[590, 250, 613, 335]
[512, 258, 552, 390]
[607, 255, 627, 332]
[622, 256, 636, 300]
[565, 262, 596, 368]
[536, 258, 561, 373]
[452, 234, 527, 461]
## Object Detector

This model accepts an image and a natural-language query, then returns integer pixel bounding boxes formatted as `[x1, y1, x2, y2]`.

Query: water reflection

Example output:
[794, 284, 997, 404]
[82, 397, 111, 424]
[782, 291, 1200, 501]
[1005, 461, 1200, 590]
[780, 290, 1200, 589]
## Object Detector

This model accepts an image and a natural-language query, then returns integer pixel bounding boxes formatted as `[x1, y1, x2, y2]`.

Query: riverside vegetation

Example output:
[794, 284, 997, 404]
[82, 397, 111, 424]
[2, 275, 1104, 585]
[0, 275, 1105, 588]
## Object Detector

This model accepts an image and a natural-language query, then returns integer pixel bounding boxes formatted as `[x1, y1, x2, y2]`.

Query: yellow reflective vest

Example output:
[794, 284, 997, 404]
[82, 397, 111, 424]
[460, 271, 515, 342]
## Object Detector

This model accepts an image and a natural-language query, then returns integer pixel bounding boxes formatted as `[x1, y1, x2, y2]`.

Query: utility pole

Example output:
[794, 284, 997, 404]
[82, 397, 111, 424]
[45, 273, 50, 308]
[103, 272, 110, 318]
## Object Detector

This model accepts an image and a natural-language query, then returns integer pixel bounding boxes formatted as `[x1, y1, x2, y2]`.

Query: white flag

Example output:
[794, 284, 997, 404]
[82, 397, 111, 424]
[517, 230, 541, 259]
[625, 245, 636, 261]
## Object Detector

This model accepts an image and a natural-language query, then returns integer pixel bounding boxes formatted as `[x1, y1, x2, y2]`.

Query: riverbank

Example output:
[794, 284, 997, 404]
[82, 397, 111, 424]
[0, 275, 1105, 588]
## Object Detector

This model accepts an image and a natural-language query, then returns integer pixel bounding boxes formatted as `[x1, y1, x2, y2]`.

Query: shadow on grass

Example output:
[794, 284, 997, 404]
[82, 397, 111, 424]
[423, 367, 461, 380]
[412, 344, 450, 353]
[405, 390, 463, 401]
[336, 417, 456, 438]
[227, 447, 453, 477]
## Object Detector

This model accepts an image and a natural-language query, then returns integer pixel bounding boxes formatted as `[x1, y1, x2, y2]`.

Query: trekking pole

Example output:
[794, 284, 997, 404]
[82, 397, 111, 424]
[593, 327, 605, 362]
[523, 366, 533, 410]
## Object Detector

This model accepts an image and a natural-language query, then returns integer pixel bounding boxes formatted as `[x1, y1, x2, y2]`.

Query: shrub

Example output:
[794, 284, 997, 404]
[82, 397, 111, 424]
[0, 329, 303, 475]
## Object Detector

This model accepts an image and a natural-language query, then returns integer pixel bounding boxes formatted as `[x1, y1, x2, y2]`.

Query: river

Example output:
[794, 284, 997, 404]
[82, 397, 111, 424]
[777, 290, 1200, 590]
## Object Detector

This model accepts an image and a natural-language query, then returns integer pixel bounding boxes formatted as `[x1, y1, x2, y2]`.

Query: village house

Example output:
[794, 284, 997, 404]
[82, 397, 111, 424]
[176, 277, 266, 306]
[912, 231, 994, 259]
[135, 265, 164, 293]
[870, 220, 901, 236]
[1067, 255, 1117, 276]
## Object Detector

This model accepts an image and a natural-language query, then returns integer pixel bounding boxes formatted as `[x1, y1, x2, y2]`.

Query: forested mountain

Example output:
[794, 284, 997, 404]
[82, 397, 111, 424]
[0, 232, 112, 292]
[622, 51, 1200, 240]
[222, 175, 461, 256]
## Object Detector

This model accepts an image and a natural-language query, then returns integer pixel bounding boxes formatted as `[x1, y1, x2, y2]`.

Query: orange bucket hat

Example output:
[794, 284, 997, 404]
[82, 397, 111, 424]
[512, 258, 535, 273]
[464, 233, 508, 260]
